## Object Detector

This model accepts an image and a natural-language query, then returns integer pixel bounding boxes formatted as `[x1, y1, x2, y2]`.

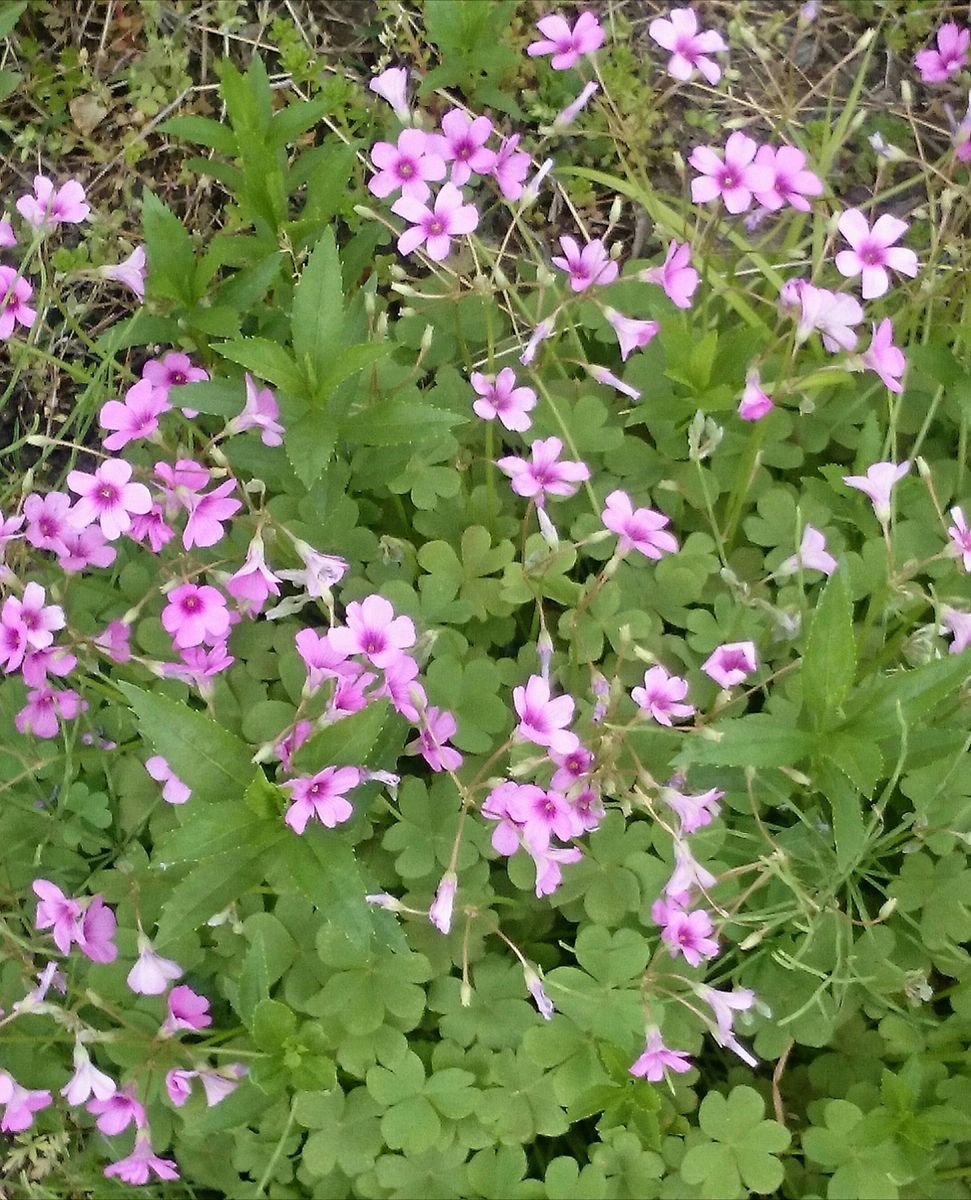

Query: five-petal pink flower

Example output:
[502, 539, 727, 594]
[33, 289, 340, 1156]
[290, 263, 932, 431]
[527, 11, 605, 69]
[689, 133, 773, 214]
[649, 7, 726, 84]
[835, 209, 919, 299]
[391, 182, 479, 260]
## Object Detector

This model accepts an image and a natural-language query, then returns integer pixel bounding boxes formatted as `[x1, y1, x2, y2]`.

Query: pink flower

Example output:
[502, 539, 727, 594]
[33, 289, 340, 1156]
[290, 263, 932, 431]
[61, 1043, 116, 1106]
[369, 66, 410, 122]
[3, 581, 65, 657]
[369, 128, 446, 201]
[22, 645, 76, 689]
[330, 594, 416, 668]
[76, 895, 118, 964]
[629, 1028, 692, 1082]
[67, 458, 152, 541]
[226, 532, 281, 615]
[391, 182, 479, 261]
[161, 584, 231, 649]
[751, 144, 823, 212]
[843, 460, 910, 524]
[295, 628, 358, 692]
[0, 1074, 52, 1132]
[282, 765, 362, 834]
[99, 379, 169, 452]
[507, 784, 583, 854]
[438, 109, 497, 186]
[661, 777, 723, 834]
[783, 278, 863, 352]
[94, 619, 131, 663]
[835, 209, 919, 300]
[377, 652, 425, 721]
[15, 687, 84, 738]
[482, 780, 534, 855]
[603, 308, 659, 360]
[861, 318, 906, 392]
[161, 985, 212, 1036]
[702, 641, 757, 688]
[497, 436, 590, 504]
[165, 1069, 195, 1107]
[491, 134, 531, 200]
[87, 1081, 147, 1134]
[632, 665, 694, 726]
[471, 368, 537, 432]
[429, 871, 458, 934]
[146, 755, 192, 804]
[602, 490, 678, 559]
[197, 1064, 247, 1106]
[277, 540, 349, 599]
[587, 364, 641, 401]
[551, 235, 618, 292]
[520, 317, 555, 366]
[943, 606, 971, 654]
[142, 352, 209, 398]
[660, 905, 719, 966]
[524, 965, 555, 1020]
[915, 22, 970, 83]
[224, 373, 285, 446]
[100, 246, 146, 300]
[527, 11, 605, 69]
[0, 267, 37, 338]
[648, 7, 726, 84]
[665, 839, 717, 902]
[948, 507, 971, 571]
[0, 217, 14, 247]
[408, 707, 463, 772]
[689, 133, 772, 214]
[553, 81, 600, 129]
[33, 879, 82, 954]
[103, 1132, 179, 1186]
[550, 744, 594, 792]
[16, 175, 90, 228]
[127, 932, 183, 995]
[57, 524, 116, 573]
[182, 478, 242, 550]
[531, 844, 583, 896]
[695, 983, 758, 1066]
[513, 674, 579, 755]
[129, 504, 175, 553]
[778, 525, 837, 576]
[738, 369, 773, 420]
[641, 240, 699, 308]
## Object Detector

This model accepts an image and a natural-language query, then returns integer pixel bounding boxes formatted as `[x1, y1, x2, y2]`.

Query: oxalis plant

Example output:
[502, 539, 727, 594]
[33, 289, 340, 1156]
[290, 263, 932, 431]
[0, 2, 970, 1196]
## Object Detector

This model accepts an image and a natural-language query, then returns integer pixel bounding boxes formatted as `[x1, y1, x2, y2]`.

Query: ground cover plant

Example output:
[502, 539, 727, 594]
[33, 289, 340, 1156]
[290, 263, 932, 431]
[0, 0, 970, 1195]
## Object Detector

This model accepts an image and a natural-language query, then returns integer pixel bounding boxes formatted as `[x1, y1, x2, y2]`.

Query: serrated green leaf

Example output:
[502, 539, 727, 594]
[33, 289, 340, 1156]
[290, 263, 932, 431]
[802, 569, 856, 728]
[291, 701, 394, 774]
[158, 114, 238, 156]
[344, 397, 467, 445]
[215, 337, 306, 394]
[680, 715, 815, 769]
[292, 228, 344, 387]
[142, 190, 197, 306]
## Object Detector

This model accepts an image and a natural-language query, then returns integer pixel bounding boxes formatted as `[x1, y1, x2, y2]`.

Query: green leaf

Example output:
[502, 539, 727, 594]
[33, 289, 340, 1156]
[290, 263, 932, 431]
[0, 1, 27, 40]
[680, 715, 815, 769]
[802, 569, 856, 728]
[291, 701, 394, 775]
[292, 228, 344, 387]
[252, 998, 295, 1052]
[0, 68, 21, 102]
[269, 92, 338, 147]
[142, 190, 197, 306]
[346, 397, 468, 446]
[316, 342, 391, 407]
[845, 651, 971, 735]
[215, 337, 306, 394]
[119, 684, 255, 803]
[173, 379, 243, 417]
[158, 114, 238, 156]
[284, 407, 336, 489]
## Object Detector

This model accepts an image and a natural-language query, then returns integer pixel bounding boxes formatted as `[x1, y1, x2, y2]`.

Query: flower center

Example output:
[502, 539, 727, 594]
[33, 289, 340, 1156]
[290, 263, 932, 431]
[398, 160, 414, 178]
[98, 485, 118, 504]
[860, 246, 881, 266]
[182, 596, 200, 613]
[428, 219, 444, 236]
[170, 372, 186, 385]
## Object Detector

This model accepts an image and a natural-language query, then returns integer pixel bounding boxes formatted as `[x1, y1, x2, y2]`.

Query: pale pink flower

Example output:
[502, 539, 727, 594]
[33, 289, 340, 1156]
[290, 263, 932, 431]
[783, 278, 863, 352]
[835, 209, 919, 300]
[369, 128, 446, 201]
[32, 879, 82, 954]
[66, 458, 152, 541]
[438, 109, 497, 185]
[160, 985, 212, 1037]
[948, 507, 971, 571]
[94, 619, 132, 663]
[16, 175, 90, 228]
[694, 983, 758, 1067]
[943, 606, 971, 654]
[225, 373, 284, 446]
[550, 744, 594, 792]
[603, 308, 659, 360]
[61, 1043, 116, 1106]
[861, 318, 906, 393]
[226, 532, 281, 615]
[15, 687, 84, 738]
[103, 1131, 179, 1186]
[551, 235, 618, 292]
[146, 755, 192, 805]
[330, 594, 415, 668]
[429, 871, 457, 934]
[391, 182, 478, 261]
[702, 641, 757, 688]
[3, 581, 65, 656]
[641, 240, 699, 308]
[491, 134, 531, 200]
[751, 145, 823, 212]
[377, 652, 425, 721]
[0, 217, 14, 247]
[129, 504, 175, 553]
[408, 707, 463, 772]
[689, 133, 772, 214]
[282, 766, 362, 834]
[127, 932, 182, 995]
[648, 7, 726, 84]
[777, 525, 837, 576]
[76, 895, 118, 964]
[520, 317, 555, 365]
[631, 665, 694, 726]
[513, 674, 579, 755]
[142, 352, 209, 397]
[182, 478, 242, 551]
[295, 628, 358, 692]
[915, 23, 970, 83]
[57, 523, 116, 573]
[87, 1081, 147, 1134]
[0, 267, 37, 338]
[22, 645, 76, 689]
[553, 81, 599, 129]
[100, 246, 146, 300]
[588, 364, 641, 400]
[197, 1065, 246, 1107]
[165, 1069, 195, 1107]
[661, 777, 723, 834]
[665, 839, 717, 902]
[957, 109, 971, 163]
[738, 369, 773, 420]
[369, 66, 410, 122]
[660, 906, 719, 966]
[531, 844, 583, 897]
[497, 436, 590, 504]
[161, 584, 231, 649]
[277, 540, 349, 599]
[524, 965, 555, 1020]
[0, 1074, 52, 1132]
[629, 1027, 692, 1081]
[99, 379, 169, 452]
[843, 460, 910, 524]
[471, 367, 537, 432]
[507, 784, 583, 854]
[602, 489, 678, 559]
[527, 10, 605, 69]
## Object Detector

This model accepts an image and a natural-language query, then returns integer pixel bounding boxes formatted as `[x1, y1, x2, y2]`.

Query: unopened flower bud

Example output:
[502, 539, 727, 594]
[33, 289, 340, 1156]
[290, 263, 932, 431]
[460, 980, 473, 1007]
[877, 897, 898, 921]
[608, 195, 623, 226]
